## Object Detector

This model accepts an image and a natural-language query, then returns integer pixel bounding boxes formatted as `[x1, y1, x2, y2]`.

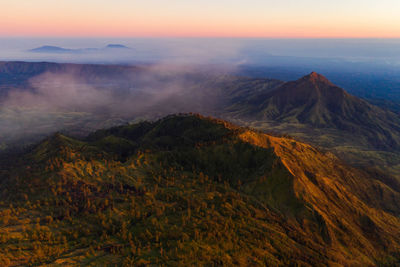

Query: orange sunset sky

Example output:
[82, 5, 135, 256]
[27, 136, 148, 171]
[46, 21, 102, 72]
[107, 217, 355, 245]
[1, 0, 399, 38]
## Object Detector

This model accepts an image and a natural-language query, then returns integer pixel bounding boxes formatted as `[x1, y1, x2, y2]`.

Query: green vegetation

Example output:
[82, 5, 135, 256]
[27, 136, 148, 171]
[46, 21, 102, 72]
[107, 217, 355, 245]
[0, 114, 399, 266]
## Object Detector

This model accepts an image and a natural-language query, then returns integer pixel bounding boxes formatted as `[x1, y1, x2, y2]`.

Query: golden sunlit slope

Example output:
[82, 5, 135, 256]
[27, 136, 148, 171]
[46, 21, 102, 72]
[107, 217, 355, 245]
[0, 114, 399, 266]
[239, 130, 400, 260]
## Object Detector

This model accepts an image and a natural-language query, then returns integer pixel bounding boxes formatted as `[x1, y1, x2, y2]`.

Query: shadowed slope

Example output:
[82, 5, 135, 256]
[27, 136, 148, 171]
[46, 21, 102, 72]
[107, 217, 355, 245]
[224, 73, 400, 176]
[229, 72, 400, 132]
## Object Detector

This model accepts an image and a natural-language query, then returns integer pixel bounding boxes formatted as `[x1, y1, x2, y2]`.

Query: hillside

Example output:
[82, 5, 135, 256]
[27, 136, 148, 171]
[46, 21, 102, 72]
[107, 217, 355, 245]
[226, 72, 400, 149]
[0, 114, 399, 266]
[224, 72, 400, 175]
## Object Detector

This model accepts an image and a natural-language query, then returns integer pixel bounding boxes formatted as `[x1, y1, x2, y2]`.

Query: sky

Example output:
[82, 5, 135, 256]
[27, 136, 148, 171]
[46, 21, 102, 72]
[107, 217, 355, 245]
[1, 0, 400, 38]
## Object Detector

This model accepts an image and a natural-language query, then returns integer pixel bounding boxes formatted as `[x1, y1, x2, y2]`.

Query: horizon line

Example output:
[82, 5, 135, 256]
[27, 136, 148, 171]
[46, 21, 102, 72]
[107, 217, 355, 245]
[1, 35, 400, 40]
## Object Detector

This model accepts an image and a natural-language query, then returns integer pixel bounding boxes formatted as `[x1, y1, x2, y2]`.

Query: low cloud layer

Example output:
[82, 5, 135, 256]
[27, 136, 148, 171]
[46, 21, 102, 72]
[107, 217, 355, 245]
[6, 72, 112, 111]
[0, 63, 237, 147]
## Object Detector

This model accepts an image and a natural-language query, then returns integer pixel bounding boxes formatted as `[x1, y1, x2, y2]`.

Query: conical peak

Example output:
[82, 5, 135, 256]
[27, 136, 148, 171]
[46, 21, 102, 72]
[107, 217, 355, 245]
[300, 72, 334, 86]
[309, 72, 321, 78]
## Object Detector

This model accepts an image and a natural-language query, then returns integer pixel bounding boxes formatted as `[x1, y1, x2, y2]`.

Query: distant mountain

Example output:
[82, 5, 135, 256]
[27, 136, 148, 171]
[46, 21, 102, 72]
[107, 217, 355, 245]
[238, 64, 400, 110]
[105, 44, 130, 49]
[226, 72, 400, 151]
[1, 114, 399, 265]
[29, 45, 79, 54]
[28, 44, 131, 54]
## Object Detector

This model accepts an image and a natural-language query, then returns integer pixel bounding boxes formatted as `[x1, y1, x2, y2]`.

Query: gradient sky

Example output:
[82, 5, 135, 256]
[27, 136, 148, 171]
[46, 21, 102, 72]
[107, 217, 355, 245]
[1, 0, 400, 38]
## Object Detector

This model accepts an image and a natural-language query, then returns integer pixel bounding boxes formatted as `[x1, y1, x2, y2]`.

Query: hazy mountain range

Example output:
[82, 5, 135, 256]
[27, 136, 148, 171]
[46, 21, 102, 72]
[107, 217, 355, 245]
[29, 44, 131, 54]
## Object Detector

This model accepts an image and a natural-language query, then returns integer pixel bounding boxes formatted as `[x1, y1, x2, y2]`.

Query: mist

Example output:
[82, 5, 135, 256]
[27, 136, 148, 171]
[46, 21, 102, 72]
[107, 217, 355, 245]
[1, 37, 400, 148]
[0, 62, 237, 148]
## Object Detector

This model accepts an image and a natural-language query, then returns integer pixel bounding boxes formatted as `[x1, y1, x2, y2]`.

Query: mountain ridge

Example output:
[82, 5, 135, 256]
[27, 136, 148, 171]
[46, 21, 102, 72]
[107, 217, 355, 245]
[0, 114, 399, 265]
